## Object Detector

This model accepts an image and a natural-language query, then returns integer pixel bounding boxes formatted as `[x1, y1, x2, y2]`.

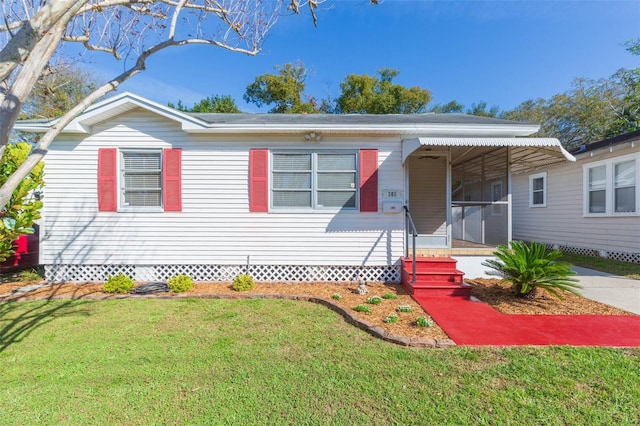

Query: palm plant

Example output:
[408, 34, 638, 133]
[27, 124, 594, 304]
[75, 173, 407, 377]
[482, 241, 581, 300]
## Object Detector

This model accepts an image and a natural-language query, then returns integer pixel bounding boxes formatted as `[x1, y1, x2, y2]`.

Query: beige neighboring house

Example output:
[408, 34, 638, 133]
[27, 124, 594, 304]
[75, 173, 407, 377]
[513, 130, 640, 264]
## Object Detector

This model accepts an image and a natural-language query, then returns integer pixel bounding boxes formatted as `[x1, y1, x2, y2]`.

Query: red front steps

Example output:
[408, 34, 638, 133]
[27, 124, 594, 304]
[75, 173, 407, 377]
[401, 256, 471, 298]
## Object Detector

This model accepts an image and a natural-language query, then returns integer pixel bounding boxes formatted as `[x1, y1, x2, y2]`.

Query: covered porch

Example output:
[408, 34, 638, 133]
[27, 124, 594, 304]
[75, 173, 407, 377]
[402, 137, 574, 253]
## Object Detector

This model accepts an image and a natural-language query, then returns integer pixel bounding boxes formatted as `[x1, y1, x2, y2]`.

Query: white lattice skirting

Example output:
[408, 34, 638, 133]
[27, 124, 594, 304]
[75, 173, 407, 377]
[530, 242, 640, 265]
[44, 264, 402, 283]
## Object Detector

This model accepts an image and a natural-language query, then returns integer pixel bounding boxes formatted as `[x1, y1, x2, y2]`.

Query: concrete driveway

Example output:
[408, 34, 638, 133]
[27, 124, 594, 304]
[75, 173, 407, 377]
[573, 266, 640, 315]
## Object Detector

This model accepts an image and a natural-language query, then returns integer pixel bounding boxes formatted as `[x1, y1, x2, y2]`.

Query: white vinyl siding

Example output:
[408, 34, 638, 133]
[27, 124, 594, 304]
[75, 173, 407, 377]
[41, 109, 403, 267]
[513, 144, 640, 254]
[529, 172, 546, 207]
[121, 150, 162, 208]
[271, 151, 357, 210]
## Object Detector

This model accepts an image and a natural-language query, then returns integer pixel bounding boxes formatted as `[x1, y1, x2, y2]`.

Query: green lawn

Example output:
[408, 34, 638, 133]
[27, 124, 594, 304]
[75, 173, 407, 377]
[561, 252, 640, 279]
[1, 298, 639, 425]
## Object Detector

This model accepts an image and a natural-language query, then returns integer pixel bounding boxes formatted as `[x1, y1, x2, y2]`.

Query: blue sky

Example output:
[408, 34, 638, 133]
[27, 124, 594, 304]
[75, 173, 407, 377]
[89, 0, 639, 113]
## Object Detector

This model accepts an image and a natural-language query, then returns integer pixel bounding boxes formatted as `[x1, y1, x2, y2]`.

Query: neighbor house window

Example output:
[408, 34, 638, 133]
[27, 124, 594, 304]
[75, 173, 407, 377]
[529, 172, 546, 207]
[121, 150, 162, 208]
[588, 165, 606, 213]
[614, 160, 636, 213]
[271, 151, 357, 210]
[584, 155, 638, 216]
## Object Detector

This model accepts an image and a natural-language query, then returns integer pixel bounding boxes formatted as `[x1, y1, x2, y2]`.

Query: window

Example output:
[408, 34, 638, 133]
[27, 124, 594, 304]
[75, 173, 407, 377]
[97, 147, 182, 212]
[271, 151, 357, 210]
[121, 150, 162, 207]
[529, 172, 546, 207]
[614, 160, 636, 213]
[584, 155, 638, 216]
[588, 165, 606, 213]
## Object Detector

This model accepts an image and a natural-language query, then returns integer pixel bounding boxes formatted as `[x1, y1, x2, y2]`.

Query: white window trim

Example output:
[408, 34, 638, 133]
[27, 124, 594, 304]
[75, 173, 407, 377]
[270, 149, 359, 212]
[583, 152, 639, 217]
[529, 172, 547, 208]
[119, 149, 164, 213]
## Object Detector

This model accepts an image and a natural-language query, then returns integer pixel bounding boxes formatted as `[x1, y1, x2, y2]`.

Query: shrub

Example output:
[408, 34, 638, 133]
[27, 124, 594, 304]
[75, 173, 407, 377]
[366, 295, 382, 305]
[18, 269, 42, 282]
[482, 241, 581, 300]
[168, 274, 194, 293]
[383, 314, 399, 324]
[416, 316, 433, 328]
[353, 304, 373, 313]
[396, 305, 413, 313]
[232, 273, 255, 291]
[104, 273, 135, 294]
[382, 293, 398, 300]
[331, 293, 342, 300]
[0, 142, 44, 263]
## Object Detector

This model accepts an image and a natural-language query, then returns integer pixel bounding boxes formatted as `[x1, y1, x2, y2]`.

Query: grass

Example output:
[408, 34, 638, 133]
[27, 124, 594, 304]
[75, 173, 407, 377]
[561, 252, 640, 280]
[1, 298, 639, 424]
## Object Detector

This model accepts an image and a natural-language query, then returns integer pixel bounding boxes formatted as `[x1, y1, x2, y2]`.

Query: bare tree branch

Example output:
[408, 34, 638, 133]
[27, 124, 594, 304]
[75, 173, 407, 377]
[62, 34, 122, 59]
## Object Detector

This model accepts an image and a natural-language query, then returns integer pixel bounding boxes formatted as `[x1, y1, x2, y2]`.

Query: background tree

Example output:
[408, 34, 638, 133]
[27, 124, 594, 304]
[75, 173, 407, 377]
[0, 142, 44, 262]
[20, 61, 99, 119]
[429, 100, 464, 114]
[503, 68, 640, 149]
[466, 101, 500, 118]
[0, 0, 335, 210]
[169, 95, 242, 113]
[429, 99, 500, 117]
[335, 68, 431, 114]
[244, 61, 319, 113]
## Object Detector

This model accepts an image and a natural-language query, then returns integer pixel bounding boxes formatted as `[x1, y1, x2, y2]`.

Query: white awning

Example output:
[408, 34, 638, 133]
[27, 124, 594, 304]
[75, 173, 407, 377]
[402, 137, 575, 173]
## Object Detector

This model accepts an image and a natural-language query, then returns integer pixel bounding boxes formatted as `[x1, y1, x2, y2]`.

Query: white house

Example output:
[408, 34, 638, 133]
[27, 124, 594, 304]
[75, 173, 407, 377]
[513, 130, 640, 264]
[17, 92, 574, 282]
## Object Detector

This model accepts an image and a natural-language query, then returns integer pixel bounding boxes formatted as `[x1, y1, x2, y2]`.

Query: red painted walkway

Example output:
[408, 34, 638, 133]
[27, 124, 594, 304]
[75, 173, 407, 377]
[414, 295, 640, 346]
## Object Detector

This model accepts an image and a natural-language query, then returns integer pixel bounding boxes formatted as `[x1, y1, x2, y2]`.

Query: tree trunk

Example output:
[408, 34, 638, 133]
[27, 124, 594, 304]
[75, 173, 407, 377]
[513, 283, 538, 299]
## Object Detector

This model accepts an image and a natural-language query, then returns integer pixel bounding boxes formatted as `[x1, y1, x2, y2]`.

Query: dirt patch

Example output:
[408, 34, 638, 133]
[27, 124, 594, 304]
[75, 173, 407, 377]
[1, 278, 635, 344]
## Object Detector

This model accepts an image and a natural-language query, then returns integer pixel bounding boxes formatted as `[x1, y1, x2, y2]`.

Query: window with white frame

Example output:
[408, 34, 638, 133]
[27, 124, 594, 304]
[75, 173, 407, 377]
[587, 165, 606, 213]
[121, 150, 162, 207]
[614, 160, 636, 213]
[584, 155, 638, 216]
[529, 172, 546, 207]
[271, 151, 357, 210]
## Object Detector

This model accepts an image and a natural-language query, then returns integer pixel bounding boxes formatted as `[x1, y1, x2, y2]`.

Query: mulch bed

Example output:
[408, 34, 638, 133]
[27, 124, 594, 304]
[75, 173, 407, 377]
[1, 277, 634, 347]
[466, 278, 634, 315]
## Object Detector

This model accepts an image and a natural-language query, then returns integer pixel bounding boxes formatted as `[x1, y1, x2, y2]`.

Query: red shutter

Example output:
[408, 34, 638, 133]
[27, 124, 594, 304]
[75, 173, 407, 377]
[97, 148, 117, 212]
[163, 148, 182, 212]
[359, 149, 378, 212]
[249, 149, 269, 212]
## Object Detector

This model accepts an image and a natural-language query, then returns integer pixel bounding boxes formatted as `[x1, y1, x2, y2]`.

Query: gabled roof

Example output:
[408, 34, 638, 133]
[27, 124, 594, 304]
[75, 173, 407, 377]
[15, 92, 540, 137]
[15, 92, 210, 134]
[189, 112, 520, 126]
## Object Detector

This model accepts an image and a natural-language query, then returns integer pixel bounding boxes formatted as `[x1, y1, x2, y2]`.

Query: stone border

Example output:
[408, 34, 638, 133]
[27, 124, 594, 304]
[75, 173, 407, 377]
[2, 288, 456, 348]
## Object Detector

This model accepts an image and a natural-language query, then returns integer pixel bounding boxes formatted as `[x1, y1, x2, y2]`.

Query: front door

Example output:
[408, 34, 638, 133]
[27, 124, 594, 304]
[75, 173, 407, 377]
[407, 154, 448, 247]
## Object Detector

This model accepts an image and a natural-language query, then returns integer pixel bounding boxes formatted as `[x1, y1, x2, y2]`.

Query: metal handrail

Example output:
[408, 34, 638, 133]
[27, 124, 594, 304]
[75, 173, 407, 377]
[404, 206, 418, 283]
